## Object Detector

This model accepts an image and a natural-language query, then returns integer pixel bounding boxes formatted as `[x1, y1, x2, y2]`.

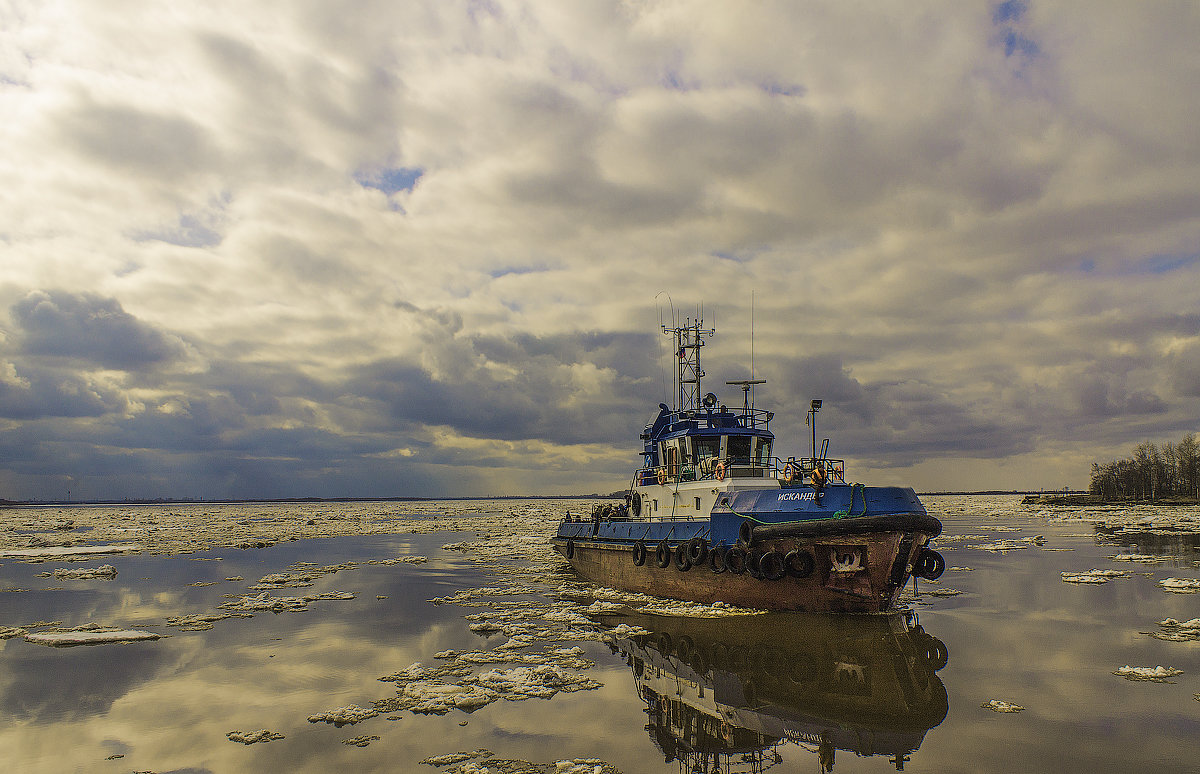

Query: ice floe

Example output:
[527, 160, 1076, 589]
[1110, 553, 1166, 563]
[1, 626, 28, 639]
[1061, 569, 1127, 584]
[307, 704, 381, 726]
[967, 538, 1041, 552]
[164, 611, 255, 631]
[421, 749, 495, 766]
[0, 544, 141, 560]
[418, 750, 619, 774]
[1149, 618, 1200, 642]
[1113, 665, 1183, 682]
[24, 626, 163, 647]
[1157, 577, 1200, 593]
[37, 565, 118, 579]
[218, 590, 355, 613]
[982, 700, 1025, 712]
[227, 729, 284, 744]
[342, 735, 380, 747]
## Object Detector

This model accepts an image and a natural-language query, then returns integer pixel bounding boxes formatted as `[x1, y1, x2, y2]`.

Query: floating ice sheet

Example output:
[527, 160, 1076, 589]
[1157, 578, 1200, 593]
[24, 627, 162, 647]
[0, 544, 141, 559]
[1149, 618, 1200, 642]
[982, 699, 1025, 712]
[1113, 665, 1183, 682]
[37, 565, 118, 579]
[227, 729, 284, 744]
[1061, 569, 1127, 584]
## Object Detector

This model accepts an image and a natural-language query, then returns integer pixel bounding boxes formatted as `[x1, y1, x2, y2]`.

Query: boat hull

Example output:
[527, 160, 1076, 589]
[552, 523, 932, 614]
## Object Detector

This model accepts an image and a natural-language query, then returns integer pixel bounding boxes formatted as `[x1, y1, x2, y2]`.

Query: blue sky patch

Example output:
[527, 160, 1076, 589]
[356, 166, 424, 195]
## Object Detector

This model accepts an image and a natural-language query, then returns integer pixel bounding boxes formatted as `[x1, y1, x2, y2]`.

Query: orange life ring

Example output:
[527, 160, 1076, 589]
[656, 468, 667, 486]
[783, 463, 795, 482]
[715, 461, 726, 481]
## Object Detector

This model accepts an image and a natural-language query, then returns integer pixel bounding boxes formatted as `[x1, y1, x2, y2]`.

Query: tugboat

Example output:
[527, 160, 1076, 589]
[553, 317, 944, 613]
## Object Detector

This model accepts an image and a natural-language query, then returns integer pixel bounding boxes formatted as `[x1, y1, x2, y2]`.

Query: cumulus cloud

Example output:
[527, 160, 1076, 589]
[12, 291, 188, 370]
[0, 0, 1198, 499]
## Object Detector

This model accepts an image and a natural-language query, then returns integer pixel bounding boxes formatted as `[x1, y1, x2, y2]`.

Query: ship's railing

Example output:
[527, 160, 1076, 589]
[661, 406, 774, 431]
[633, 456, 785, 487]
[782, 457, 847, 485]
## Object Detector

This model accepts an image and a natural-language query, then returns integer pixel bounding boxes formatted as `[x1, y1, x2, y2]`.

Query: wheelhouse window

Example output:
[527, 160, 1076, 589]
[754, 438, 772, 466]
[694, 436, 721, 473]
[727, 435, 752, 464]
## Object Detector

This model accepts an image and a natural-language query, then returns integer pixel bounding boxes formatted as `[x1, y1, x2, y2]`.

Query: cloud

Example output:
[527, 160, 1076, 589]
[12, 290, 188, 370]
[0, 1, 1199, 499]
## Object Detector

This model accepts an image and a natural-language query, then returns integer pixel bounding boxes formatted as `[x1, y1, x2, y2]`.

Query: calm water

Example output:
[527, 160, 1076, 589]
[2, 495, 1199, 773]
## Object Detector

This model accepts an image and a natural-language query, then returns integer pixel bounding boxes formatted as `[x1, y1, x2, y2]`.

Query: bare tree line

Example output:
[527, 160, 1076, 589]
[1089, 433, 1200, 502]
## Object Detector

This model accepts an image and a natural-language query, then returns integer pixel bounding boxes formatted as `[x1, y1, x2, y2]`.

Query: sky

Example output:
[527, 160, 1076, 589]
[1, 0, 1199, 501]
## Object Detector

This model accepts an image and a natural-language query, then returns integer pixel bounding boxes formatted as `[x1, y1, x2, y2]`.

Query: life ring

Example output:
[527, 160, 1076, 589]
[632, 540, 647, 566]
[654, 539, 672, 568]
[674, 545, 693, 572]
[725, 546, 747, 575]
[783, 462, 795, 483]
[656, 468, 667, 486]
[565, 539, 575, 559]
[708, 544, 727, 574]
[784, 549, 815, 578]
[758, 550, 786, 581]
[715, 461, 726, 481]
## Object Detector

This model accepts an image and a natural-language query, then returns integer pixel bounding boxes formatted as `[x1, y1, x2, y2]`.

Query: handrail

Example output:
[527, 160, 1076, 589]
[632, 456, 785, 486]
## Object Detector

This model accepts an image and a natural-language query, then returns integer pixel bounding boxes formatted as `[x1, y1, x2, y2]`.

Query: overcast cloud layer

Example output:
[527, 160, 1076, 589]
[2, 1, 1199, 500]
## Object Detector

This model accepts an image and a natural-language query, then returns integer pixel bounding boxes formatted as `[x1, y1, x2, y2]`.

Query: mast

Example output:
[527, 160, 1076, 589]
[663, 316, 714, 412]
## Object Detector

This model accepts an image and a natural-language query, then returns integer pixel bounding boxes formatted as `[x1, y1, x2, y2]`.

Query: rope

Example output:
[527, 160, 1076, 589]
[832, 483, 867, 519]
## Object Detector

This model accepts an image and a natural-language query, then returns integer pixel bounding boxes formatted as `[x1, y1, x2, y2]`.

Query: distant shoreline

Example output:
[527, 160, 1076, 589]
[1020, 493, 1200, 506]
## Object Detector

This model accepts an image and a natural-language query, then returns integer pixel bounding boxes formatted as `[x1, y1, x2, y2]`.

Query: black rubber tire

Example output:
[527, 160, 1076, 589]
[725, 546, 747, 575]
[708, 544, 727, 573]
[686, 537, 708, 565]
[759, 550, 786, 581]
[654, 539, 672, 568]
[918, 548, 945, 580]
[925, 637, 949, 671]
[784, 549, 815, 578]
[746, 549, 765, 579]
[632, 540, 646, 566]
[631, 491, 642, 518]
[674, 545, 693, 571]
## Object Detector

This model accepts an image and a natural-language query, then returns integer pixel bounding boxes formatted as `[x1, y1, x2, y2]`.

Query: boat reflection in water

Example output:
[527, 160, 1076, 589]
[604, 611, 949, 773]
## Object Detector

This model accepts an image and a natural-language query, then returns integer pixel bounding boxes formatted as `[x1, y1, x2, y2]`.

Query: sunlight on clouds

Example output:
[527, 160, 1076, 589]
[0, 1, 1198, 497]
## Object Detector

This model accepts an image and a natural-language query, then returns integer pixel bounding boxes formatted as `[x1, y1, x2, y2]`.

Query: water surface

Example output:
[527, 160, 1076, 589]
[2, 496, 1198, 773]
